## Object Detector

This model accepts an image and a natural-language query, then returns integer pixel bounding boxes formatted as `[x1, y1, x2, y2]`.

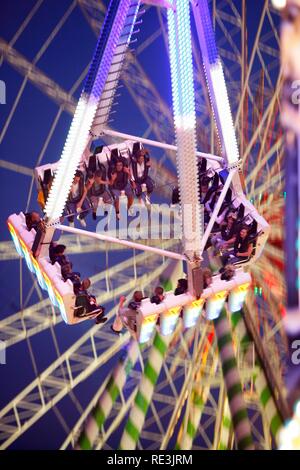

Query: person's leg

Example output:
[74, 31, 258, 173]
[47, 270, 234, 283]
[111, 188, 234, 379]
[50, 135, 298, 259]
[221, 251, 230, 266]
[78, 198, 91, 220]
[135, 183, 142, 199]
[90, 195, 97, 220]
[125, 186, 134, 209]
[102, 190, 112, 205]
[229, 255, 248, 265]
[211, 234, 219, 247]
[65, 202, 75, 224]
[111, 189, 120, 218]
[211, 234, 221, 254]
[146, 177, 154, 194]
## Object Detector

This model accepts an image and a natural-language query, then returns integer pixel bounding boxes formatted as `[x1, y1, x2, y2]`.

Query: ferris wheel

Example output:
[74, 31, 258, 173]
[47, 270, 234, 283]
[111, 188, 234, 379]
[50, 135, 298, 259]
[0, 0, 288, 450]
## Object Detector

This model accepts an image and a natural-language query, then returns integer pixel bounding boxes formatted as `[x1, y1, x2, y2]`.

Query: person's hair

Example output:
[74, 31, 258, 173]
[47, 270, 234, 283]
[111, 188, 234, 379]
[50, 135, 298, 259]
[54, 244, 66, 255]
[61, 263, 72, 275]
[203, 268, 212, 278]
[227, 212, 237, 221]
[203, 268, 213, 288]
[177, 278, 188, 290]
[136, 148, 148, 157]
[95, 169, 103, 178]
[75, 170, 82, 178]
[133, 290, 143, 302]
[201, 177, 210, 186]
[154, 286, 164, 296]
[82, 278, 91, 289]
[220, 264, 235, 282]
[240, 226, 249, 235]
[87, 171, 95, 179]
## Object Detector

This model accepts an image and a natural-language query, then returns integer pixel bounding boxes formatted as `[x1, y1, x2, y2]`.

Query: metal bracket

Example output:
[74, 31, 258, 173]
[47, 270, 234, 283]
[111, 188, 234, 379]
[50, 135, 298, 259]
[227, 158, 243, 172]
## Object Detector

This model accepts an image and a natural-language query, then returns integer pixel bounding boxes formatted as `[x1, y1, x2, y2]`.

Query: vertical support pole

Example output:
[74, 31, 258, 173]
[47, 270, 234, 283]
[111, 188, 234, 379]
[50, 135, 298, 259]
[218, 396, 232, 450]
[175, 358, 218, 450]
[241, 0, 246, 158]
[119, 332, 173, 449]
[231, 309, 284, 445]
[214, 308, 254, 450]
[167, 0, 203, 295]
[75, 340, 140, 450]
[191, 0, 243, 193]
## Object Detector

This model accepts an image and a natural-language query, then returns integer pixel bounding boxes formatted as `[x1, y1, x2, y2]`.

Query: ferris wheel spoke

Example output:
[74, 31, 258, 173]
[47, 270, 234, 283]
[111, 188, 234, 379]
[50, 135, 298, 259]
[0, 318, 131, 450]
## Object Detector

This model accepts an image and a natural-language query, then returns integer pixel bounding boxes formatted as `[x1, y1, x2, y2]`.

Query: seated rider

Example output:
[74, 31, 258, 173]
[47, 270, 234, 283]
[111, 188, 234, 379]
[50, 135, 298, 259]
[25, 211, 45, 232]
[174, 278, 188, 296]
[61, 263, 81, 293]
[150, 286, 165, 304]
[221, 227, 253, 266]
[74, 278, 107, 324]
[86, 167, 112, 220]
[64, 170, 90, 228]
[49, 243, 70, 266]
[111, 291, 144, 335]
[211, 212, 237, 253]
[203, 268, 213, 289]
[110, 159, 135, 218]
[131, 148, 154, 204]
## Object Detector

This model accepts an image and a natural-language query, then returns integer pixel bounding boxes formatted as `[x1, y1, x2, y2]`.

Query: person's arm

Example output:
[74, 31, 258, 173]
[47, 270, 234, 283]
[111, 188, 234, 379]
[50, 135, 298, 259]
[110, 172, 117, 186]
[224, 234, 237, 246]
[125, 167, 136, 189]
[77, 180, 92, 210]
[118, 296, 127, 319]
[128, 164, 135, 182]
[205, 201, 212, 214]
[236, 243, 253, 258]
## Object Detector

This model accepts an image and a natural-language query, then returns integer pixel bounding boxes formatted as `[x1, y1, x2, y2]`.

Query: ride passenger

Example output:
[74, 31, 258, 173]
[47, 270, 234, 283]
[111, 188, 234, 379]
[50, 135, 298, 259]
[86, 167, 112, 220]
[65, 170, 90, 228]
[174, 278, 188, 296]
[199, 177, 210, 204]
[110, 159, 135, 218]
[74, 278, 107, 324]
[131, 148, 154, 204]
[25, 211, 45, 232]
[49, 244, 70, 266]
[203, 268, 213, 289]
[150, 286, 165, 304]
[221, 227, 253, 266]
[211, 212, 237, 253]
[61, 263, 82, 293]
[111, 291, 144, 335]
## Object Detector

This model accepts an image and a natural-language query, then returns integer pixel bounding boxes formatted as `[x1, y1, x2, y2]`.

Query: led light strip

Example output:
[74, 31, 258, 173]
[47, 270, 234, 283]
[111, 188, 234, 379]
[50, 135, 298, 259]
[167, 0, 202, 256]
[44, 0, 135, 221]
[192, 0, 240, 167]
[7, 222, 68, 322]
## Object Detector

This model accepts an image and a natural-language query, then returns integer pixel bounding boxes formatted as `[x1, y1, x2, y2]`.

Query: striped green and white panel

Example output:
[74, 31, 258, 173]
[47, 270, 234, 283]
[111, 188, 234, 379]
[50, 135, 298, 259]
[214, 308, 254, 450]
[75, 340, 140, 450]
[120, 332, 172, 449]
[231, 310, 283, 445]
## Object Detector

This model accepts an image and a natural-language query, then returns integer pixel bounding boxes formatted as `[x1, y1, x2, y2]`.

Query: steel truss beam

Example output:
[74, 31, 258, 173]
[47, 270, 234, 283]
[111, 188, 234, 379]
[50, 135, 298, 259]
[0, 253, 173, 449]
